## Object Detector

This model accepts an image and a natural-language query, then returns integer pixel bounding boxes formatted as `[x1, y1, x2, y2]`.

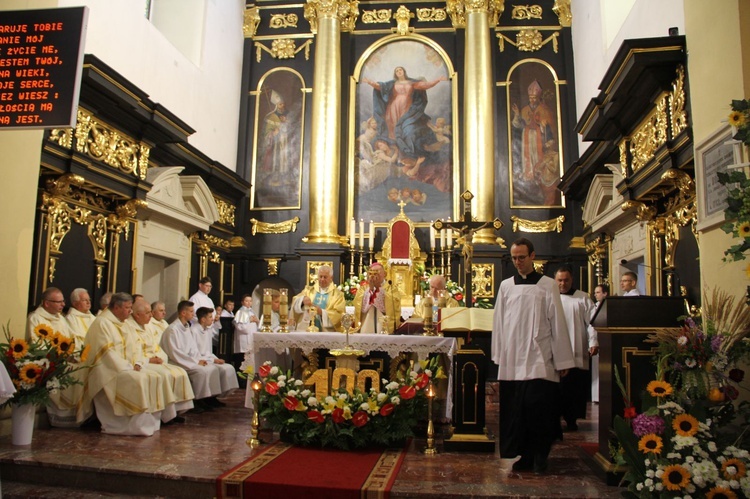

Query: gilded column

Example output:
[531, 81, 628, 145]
[448, 0, 504, 244]
[304, 0, 359, 244]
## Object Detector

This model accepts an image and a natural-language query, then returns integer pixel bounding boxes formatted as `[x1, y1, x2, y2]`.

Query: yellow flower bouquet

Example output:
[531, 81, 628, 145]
[0, 323, 89, 408]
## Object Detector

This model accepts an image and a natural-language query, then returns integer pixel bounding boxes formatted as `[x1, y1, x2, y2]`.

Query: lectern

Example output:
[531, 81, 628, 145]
[591, 296, 686, 483]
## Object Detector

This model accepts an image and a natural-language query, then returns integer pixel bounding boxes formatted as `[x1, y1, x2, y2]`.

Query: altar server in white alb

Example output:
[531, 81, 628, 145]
[233, 294, 259, 356]
[491, 238, 575, 474]
[192, 307, 239, 400]
[554, 265, 598, 432]
[291, 265, 346, 332]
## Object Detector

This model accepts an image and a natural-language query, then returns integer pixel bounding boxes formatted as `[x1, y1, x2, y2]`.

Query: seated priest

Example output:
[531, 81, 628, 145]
[149, 301, 169, 339]
[353, 262, 401, 334]
[27, 287, 86, 427]
[65, 288, 96, 346]
[127, 300, 195, 422]
[412, 274, 460, 319]
[161, 301, 237, 412]
[191, 306, 239, 406]
[78, 292, 170, 436]
[291, 265, 346, 331]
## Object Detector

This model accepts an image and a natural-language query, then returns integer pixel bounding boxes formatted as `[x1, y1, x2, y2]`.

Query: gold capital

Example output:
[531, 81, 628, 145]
[304, 0, 359, 33]
[447, 0, 504, 28]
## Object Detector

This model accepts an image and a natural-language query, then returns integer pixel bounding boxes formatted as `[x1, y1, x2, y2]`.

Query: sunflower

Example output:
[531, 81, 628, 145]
[637, 434, 663, 454]
[80, 344, 91, 363]
[707, 486, 737, 499]
[738, 221, 750, 238]
[728, 110, 746, 127]
[49, 333, 61, 347]
[661, 464, 691, 491]
[646, 380, 673, 397]
[9, 338, 29, 359]
[721, 458, 747, 480]
[56, 336, 74, 356]
[33, 323, 54, 339]
[19, 364, 42, 384]
[672, 413, 700, 437]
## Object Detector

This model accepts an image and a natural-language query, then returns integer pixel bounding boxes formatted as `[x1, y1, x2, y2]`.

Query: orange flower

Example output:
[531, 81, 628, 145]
[707, 486, 737, 499]
[721, 458, 747, 480]
[9, 338, 29, 359]
[661, 464, 690, 491]
[19, 364, 42, 384]
[729, 110, 746, 127]
[33, 324, 54, 339]
[637, 434, 663, 455]
[56, 335, 74, 356]
[80, 345, 91, 363]
[646, 380, 673, 397]
[672, 414, 699, 437]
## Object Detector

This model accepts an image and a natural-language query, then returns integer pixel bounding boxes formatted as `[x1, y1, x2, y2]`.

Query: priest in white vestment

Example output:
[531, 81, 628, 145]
[65, 288, 96, 348]
[128, 300, 194, 421]
[353, 262, 401, 334]
[78, 292, 167, 436]
[26, 287, 85, 427]
[491, 238, 575, 474]
[291, 265, 346, 332]
[149, 301, 169, 339]
[554, 266, 598, 432]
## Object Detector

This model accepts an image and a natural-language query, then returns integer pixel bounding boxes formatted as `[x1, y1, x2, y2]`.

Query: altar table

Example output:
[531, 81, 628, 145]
[243, 331, 456, 418]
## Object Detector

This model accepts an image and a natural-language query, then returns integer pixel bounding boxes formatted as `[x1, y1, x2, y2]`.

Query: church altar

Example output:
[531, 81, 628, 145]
[243, 331, 456, 418]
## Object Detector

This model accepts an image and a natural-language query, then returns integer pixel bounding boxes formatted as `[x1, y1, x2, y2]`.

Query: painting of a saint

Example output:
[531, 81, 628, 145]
[508, 62, 564, 208]
[353, 39, 455, 223]
[251, 69, 304, 210]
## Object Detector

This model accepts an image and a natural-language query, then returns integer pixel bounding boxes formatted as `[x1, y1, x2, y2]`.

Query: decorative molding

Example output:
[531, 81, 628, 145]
[445, 0, 465, 28]
[471, 263, 494, 298]
[552, 0, 571, 27]
[394, 5, 413, 35]
[362, 8, 392, 24]
[629, 95, 668, 174]
[244, 6, 261, 38]
[107, 199, 147, 238]
[304, 0, 359, 34]
[205, 234, 231, 249]
[255, 38, 312, 62]
[49, 128, 73, 149]
[497, 29, 558, 52]
[510, 215, 565, 233]
[45, 173, 84, 198]
[269, 13, 298, 29]
[447, 0, 504, 28]
[266, 258, 281, 276]
[214, 197, 236, 227]
[74, 108, 150, 180]
[670, 65, 688, 138]
[416, 7, 446, 22]
[619, 140, 628, 177]
[511, 5, 542, 20]
[621, 200, 657, 222]
[250, 217, 300, 235]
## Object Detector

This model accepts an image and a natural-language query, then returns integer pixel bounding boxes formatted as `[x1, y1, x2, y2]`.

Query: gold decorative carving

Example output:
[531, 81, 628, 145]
[511, 5, 542, 20]
[510, 215, 565, 233]
[619, 140, 628, 177]
[255, 39, 312, 62]
[362, 8, 392, 23]
[107, 199, 147, 238]
[471, 263, 494, 298]
[229, 236, 247, 248]
[96, 264, 104, 288]
[489, 0, 505, 26]
[304, 0, 359, 34]
[394, 5, 413, 35]
[586, 238, 607, 268]
[552, 0, 571, 27]
[209, 251, 221, 264]
[45, 173, 84, 197]
[306, 261, 333, 286]
[203, 233, 231, 249]
[266, 258, 280, 276]
[448, 0, 504, 27]
[497, 30, 558, 53]
[49, 128, 73, 149]
[214, 198, 236, 227]
[42, 196, 90, 254]
[569, 236, 585, 249]
[446, 0, 465, 28]
[670, 65, 688, 138]
[629, 95, 668, 174]
[269, 13, 299, 29]
[621, 200, 657, 222]
[48, 257, 57, 284]
[533, 261, 545, 274]
[74, 109, 150, 180]
[244, 6, 261, 38]
[87, 215, 108, 262]
[416, 7, 446, 22]
[250, 217, 300, 235]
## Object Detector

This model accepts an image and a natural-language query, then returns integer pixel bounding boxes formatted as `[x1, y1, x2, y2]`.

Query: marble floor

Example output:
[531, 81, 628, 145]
[0, 385, 623, 498]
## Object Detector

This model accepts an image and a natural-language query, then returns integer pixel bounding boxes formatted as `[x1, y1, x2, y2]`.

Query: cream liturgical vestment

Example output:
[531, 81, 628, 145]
[126, 317, 194, 416]
[353, 283, 401, 334]
[79, 309, 166, 436]
[559, 290, 597, 370]
[149, 317, 169, 338]
[291, 283, 346, 332]
[26, 306, 85, 427]
[233, 306, 257, 353]
[65, 308, 96, 348]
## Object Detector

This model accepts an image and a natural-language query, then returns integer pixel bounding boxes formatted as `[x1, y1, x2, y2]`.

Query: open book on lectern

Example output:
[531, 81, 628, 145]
[439, 308, 494, 332]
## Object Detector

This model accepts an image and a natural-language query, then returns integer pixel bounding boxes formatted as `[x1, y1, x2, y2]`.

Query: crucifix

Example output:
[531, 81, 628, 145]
[433, 190, 503, 307]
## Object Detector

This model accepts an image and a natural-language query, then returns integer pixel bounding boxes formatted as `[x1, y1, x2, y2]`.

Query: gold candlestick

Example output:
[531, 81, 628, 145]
[260, 288, 273, 333]
[424, 381, 437, 455]
[247, 374, 263, 447]
[422, 294, 435, 336]
[279, 288, 289, 333]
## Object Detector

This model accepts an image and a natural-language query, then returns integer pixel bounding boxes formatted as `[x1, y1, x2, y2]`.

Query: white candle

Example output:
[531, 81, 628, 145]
[359, 219, 365, 249]
[440, 228, 446, 249]
[429, 221, 435, 250]
[369, 221, 375, 249]
[349, 218, 356, 247]
[447, 218, 453, 248]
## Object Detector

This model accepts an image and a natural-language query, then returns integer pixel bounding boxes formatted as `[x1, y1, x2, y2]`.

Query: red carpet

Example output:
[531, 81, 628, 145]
[217, 442, 407, 499]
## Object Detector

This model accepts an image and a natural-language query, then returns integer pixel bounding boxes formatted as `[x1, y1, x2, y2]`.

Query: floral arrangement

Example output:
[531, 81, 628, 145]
[728, 99, 750, 146]
[0, 323, 89, 408]
[614, 379, 750, 498]
[338, 274, 366, 305]
[717, 168, 750, 264]
[256, 357, 445, 450]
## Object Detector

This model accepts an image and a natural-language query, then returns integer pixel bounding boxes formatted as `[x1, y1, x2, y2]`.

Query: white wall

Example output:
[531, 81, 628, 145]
[50, 0, 245, 171]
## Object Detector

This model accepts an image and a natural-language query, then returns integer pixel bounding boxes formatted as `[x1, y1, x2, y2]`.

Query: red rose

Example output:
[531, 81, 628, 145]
[454, 293, 463, 301]
[265, 381, 279, 395]
[307, 410, 324, 423]
[352, 411, 369, 427]
[379, 403, 394, 417]
[259, 365, 271, 378]
[350, 287, 357, 294]
[729, 368, 745, 383]
[415, 373, 430, 389]
[623, 406, 637, 419]
[283, 396, 298, 411]
[332, 407, 345, 424]
[399, 385, 416, 400]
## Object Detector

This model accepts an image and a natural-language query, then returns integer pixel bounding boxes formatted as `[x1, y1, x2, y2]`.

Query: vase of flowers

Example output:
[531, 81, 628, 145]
[0, 323, 89, 445]
[338, 274, 366, 306]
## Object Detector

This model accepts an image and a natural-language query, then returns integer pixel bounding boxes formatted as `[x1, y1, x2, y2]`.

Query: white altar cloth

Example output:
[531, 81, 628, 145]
[243, 331, 456, 418]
